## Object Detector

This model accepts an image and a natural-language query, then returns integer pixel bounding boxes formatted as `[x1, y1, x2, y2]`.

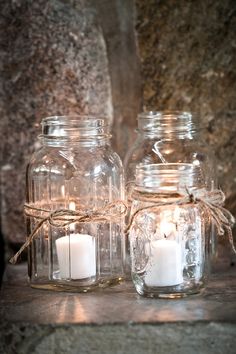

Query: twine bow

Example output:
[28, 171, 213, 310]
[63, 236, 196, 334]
[9, 200, 128, 265]
[126, 189, 236, 254]
[9, 189, 236, 265]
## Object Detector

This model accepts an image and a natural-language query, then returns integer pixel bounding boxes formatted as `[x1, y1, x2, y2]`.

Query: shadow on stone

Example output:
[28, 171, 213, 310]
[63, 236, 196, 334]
[0, 229, 5, 287]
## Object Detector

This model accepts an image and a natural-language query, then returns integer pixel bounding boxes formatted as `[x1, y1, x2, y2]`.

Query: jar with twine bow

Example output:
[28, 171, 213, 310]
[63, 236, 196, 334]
[127, 163, 235, 298]
[124, 111, 218, 265]
[11, 116, 127, 292]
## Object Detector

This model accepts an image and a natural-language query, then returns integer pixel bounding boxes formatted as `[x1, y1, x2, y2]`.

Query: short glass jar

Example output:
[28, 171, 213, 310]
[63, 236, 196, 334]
[26, 116, 125, 292]
[129, 163, 210, 298]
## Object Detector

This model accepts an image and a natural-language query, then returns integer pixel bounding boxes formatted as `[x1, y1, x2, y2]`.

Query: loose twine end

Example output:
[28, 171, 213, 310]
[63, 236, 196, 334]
[9, 189, 236, 265]
[126, 189, 236, 255]
[9, 200, 128, 265]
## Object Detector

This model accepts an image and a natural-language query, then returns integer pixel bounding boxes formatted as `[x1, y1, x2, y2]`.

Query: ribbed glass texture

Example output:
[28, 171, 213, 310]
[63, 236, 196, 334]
[129, 163, 210, 298]
[26, 116, 125, 292]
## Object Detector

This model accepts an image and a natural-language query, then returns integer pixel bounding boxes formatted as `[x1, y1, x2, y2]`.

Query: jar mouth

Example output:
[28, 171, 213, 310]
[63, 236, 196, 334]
[40, 115, 111, 142]
[137, 110, 197, 136]
[135, 163, 205, 192]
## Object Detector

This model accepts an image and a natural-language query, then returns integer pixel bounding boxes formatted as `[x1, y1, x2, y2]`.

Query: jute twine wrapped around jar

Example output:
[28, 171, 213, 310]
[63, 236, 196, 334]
[9, 189, 235, 265]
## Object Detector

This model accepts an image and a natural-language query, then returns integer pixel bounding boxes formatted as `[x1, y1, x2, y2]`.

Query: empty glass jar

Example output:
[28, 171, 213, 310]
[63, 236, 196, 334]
[124, 110, 216, 191]
[129, 163, 210, 298]
[26, 116, 125, 292]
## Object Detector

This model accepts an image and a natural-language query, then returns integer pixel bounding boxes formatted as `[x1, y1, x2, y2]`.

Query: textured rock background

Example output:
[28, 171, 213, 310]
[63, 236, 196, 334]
[0, 0, 140, 248]
[1, 0, 236, 252]
[135, 0, 236, 196]
[135, 0, 236, 246]
[0, 0, 141, 247]
[94, 0, 142, 157]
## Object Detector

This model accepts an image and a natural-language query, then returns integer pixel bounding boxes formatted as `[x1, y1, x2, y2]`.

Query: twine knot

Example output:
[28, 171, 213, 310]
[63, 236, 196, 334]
[9, 200, 128, 265]
[188, 193, 195, 204]
[126, 189, 236, 254]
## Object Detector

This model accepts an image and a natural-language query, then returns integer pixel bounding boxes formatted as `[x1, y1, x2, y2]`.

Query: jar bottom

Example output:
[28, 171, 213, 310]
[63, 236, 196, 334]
[29, 276, 124, 293]
[135, 286, 205, 299]
[132, 274, 206, 298]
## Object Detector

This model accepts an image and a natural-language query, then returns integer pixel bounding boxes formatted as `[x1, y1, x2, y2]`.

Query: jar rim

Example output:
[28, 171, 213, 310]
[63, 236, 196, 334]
[137, 110, 198, 137]
[138, 110, 194, 120]
[135, 163, 205, 192]
[40, 115, 111, 145]
[41, 115, 110, 127]
[136, 162, 195, 173]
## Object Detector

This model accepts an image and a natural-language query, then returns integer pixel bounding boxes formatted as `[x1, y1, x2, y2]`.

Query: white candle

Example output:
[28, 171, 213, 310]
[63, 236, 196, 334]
[56, 234, 96, 280]
[145, 239, 183, 287]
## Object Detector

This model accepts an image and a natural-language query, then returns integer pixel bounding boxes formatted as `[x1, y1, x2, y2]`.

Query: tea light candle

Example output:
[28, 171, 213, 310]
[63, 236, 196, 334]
[56, 234, 96, 279]
[145, 238, 183, 287]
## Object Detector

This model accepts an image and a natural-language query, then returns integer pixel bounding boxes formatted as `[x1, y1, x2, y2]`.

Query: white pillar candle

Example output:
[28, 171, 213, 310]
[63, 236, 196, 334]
[145, 239, 183, 287]
[56, 234, 96, 280]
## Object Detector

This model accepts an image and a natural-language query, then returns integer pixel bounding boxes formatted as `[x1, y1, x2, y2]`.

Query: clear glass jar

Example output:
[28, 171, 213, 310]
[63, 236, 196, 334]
[129, 163, 210, 298]
[124, 111, 216, 190]
[26, 116, 125, 292]
[124, 111, 217, 257]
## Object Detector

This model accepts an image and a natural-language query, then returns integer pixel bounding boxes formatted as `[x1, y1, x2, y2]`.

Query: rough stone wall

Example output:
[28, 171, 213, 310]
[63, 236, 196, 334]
[0, 0, 141, 248]
[135, 0, 236, 198]
[1, 0, 236, 250]
[0, 0, 113, 244]
[94, 0, 142, 157]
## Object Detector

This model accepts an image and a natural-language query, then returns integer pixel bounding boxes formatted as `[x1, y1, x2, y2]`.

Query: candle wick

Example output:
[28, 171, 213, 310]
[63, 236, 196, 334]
[164, 233, 167, 239]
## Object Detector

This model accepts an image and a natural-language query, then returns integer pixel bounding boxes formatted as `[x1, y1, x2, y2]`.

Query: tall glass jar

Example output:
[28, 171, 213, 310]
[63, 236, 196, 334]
[26, 116, 125, 292]
[129, 163, 210, 298]
[124, 111, 217, 257]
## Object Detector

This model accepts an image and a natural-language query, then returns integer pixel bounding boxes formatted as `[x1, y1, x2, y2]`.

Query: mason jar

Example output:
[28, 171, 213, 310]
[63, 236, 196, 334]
[129, 163, 210, 298]
[124, 111, 217, 257]
[26, 116, 125, 292]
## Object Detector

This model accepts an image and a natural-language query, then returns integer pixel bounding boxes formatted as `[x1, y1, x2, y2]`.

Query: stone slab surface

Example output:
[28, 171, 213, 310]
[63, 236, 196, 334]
[0, 253, 236, 353]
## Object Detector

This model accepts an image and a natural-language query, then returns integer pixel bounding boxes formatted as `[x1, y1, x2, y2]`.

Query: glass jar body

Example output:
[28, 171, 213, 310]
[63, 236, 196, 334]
[26, 117, 125, 292]
[125, 111, 216, 190]
[130, 198, 209, 298]
[125, 135, 215, 191]
[129, 163, 210, 298]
